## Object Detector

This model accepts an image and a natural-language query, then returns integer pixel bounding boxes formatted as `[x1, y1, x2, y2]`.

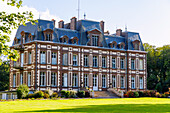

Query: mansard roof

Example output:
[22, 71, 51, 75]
[12, 18, 145, 51]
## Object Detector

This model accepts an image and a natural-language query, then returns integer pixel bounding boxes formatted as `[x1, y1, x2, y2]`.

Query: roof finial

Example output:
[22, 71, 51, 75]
[84, 12, 86, 19]
[125, 24, 127, 32]
[77, 0, 80, 20]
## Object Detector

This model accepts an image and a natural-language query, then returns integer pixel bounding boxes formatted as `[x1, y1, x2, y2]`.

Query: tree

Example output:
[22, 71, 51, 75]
[0, 0, 37, 64]
[0, 61, 9, 91]
[16, 84, 29, 99]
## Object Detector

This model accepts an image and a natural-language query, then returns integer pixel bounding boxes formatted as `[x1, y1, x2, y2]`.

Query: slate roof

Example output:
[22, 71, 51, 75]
[12, 19, 145, 51]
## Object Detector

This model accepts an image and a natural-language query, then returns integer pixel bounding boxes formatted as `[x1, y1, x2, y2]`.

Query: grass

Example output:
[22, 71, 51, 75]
[0, 98, 170, 113]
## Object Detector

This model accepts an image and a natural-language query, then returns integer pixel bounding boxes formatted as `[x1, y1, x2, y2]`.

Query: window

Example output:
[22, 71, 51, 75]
[13, 74, 16, 87]
[113, 44, 115, 48]
[73, 39, 77, 44]
[121, 44, 124, 49]
[102, 75, 106, 88]
[84, 74, 88, 87]
[46, 33, 52, 41]
[63, 53, 68, 65]
[28, 52, 31, 64]
[134, 43, 139, 50]
[21, 53, 24, 67]
[112, 58, 116, 69]
[73, 73, 78, 87]
[139, 59, 143, 70]
[28, 72, 31, 86]
[40, 51, 46, 64]
[62, 73, 67, 87]
[120, 58, 124, 69]
[120, 76, 124, 88]
[131, 77, 135, 89]
[73, 55, 78, 66]
[102, 57, 106, 68]
[84, 55, 88, 67]
[63, 38, 67, 43]
[92, 35, 98, 46]
[51, 72, 56, 86]
[139, 77, 143, 89]
[40, 72, 45, 86]
[131, 59, 135, 70]
[93, 56, 98, 67]
[112, 75, 116, 88]
[52, 52, 57, 65]
[20, 73, 23, 85]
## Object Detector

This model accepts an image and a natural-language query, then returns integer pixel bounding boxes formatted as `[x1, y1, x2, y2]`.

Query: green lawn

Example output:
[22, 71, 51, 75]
[0, 98, 170, 113]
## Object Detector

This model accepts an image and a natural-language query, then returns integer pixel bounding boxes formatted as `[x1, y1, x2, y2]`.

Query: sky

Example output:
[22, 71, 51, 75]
[1, 0, 170, 47]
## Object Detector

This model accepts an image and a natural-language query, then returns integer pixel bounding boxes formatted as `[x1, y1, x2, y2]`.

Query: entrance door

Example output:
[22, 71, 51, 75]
[93, 74, 98, 91]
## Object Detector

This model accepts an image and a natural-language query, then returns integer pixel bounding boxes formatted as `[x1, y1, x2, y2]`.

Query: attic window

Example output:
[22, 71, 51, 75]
[119, 42, 125, 49]
[92, 35, 99, 46]
[46, 33, 52, 41]
[121, 45, 124, 49]
[73, 39, 77, 44]
[133, 40, 140, 50]
[63, 38, 67, 43]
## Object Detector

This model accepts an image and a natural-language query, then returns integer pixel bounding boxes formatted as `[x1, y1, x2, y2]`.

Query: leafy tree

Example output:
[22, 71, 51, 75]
[0, 0, 37, 64]
[16, 84, 29, 99]
[0, 61, 9, 91]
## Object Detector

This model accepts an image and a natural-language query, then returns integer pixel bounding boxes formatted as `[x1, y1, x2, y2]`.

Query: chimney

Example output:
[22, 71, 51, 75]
[52, 19, 56, 27]
[70, 17, 77, 30]
[100, 21, 104, 33]
[58, 20, 64, 28]
[116, 29, 122, 36]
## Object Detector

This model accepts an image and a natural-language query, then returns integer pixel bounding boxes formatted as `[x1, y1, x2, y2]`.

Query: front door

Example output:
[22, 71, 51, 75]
[93, 74, 98, 91]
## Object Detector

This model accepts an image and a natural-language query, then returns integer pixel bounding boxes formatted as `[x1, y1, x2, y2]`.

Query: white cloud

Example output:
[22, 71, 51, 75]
[0, 0, 61, 46]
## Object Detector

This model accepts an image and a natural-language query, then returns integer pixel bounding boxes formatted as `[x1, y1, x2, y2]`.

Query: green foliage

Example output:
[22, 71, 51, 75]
[52, 92, 58, 98]
[69, 90, 77, 98]
[16, 84, 29, 99]
[34, 91, 44, 98]
[134, 92, 139, 98]
[43, 93, 49, 99]
[0, 61, 9, 91]
[155, 83, 162, 93]
[60, 90, 66, 97]
[0, 0, 37, 64]
[85, 91, 90, 97]
[138, 91, 144, 97]
[77, 91, 85, 98]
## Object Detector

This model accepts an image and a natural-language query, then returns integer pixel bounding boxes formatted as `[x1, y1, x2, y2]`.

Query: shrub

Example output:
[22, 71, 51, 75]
[44, 90, 49, 95]
[143, 91, 151, 97]
[124, 94, 128, 98]
[155, 83, 162, 93]
[16, 84, 29, 99]
[34, 91, 44, 98]
[27, 94, 34, 99]
[156, 92, 161, 98]
[44, 93, 49, 99]
[65, 91, 70, 98]
[161, 94, 166, 98]
[60, 90, 70, 98]
[85, 91, 90, 97]
[69, 90, 77, 98]
[52, 92, 58, 98]
[150, 90, 156, 97]
[134, 92, 139, 98]
[126, 91, 134, 98]
[77, 91, 85, 98]
[164, 92, 169, 98]
[138, 91, 144, 97]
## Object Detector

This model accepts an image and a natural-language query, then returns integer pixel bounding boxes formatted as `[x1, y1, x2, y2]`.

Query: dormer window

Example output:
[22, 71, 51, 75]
[46, 33, 52, 41]
[119, 42, 125, 49]
[63, 38, 66, 43]
[71, 37, 78, 44]
[110, 41, 117, 48]
[113, 44, 115, 48]
[60, 35, 69, 43]
[121, 44, 124, 49]
[92, 35, 99, 46]
[133, 40, 140, 50]
[43, 29, 53, 41]
[73, 39, 77, 44]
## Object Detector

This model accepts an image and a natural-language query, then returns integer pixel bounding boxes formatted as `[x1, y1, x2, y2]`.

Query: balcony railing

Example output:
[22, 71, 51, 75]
[13, 62, 23, 70]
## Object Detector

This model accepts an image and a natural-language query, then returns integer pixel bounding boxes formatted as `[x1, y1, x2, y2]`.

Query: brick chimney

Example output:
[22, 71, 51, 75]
[116, 29, 122, 36]
[100, 21, 104, 33]
[58, 20, 64, 28]
[70, 17, 77, 30]
[52, 19, 56, 27]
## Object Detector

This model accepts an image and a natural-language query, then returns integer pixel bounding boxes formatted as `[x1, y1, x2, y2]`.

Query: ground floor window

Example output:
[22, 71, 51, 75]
[93, 74, 97, 87]
[13, 74, 16, 87]
[131, 76, 135, 89]
[112, 75, 116, 88]
[20, 73, 23, 85]
[73, 73, 78, 87]
[40, 72, 45, 86]
[62, 73, 67, 87]
[139, 77, 143, 89]
[84, 74, 88, 87]
[120, 76, 124, 88]
[28, 72, 31, 86]
[102, 75, 106, 88]
[51, 72, 56, 86]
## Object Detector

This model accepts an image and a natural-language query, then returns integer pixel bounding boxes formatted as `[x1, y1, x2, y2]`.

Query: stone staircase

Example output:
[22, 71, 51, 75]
[94, 91, 120, 98]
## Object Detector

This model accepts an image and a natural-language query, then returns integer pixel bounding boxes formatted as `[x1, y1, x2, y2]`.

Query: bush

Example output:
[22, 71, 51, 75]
[52, 92, 58, 98]
[27, 94, 34, 99]
[69, 90, 77, 98]
[16, 84, 29, 99]
[161, 94, 166, 98]
[155, 83, 162, 93]
[150, 90, 156, 97]
[164, 92, 169, 98]
[85, 91, 90, 97]
[44, 90, 49, 95]
[156, 92, 161, 98]
[134, 92, 139, 98]
[77, 91, 85, 98]
[65, 91, 70, 98]
[44, 93, 49, 99]
[143, 91, 151, 97]
[138, 91, 144, 97]
[34, 91, 44, 98]
[60, 90, 70, 98]
[124, 94, 128, 98]
[126, 91, 134, 98]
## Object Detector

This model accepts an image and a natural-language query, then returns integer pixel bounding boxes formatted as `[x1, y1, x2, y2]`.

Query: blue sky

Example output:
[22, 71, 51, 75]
[2, 0, 170, 47]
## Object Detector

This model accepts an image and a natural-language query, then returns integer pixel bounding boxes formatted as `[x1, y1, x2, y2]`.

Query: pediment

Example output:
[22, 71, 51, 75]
[88, 28, 102, 34]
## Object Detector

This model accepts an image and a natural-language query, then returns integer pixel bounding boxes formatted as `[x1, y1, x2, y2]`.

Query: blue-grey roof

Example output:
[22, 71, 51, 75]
[12, 19, 145, 51]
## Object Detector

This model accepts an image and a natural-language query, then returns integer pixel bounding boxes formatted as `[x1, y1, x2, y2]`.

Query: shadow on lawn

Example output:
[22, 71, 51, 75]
[21, 104, 170, 112]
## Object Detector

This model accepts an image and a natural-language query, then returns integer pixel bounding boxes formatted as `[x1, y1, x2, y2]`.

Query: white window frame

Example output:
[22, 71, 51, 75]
[73, 54, 78, 66]
[139, 59, 143, 70]
[102, 75, 106, 88]
[13, 74, 16, 87]
[20, 73, 23, 85]
[84, 74, 88, 87]
[21, 53, 24, 67]
[131, 76, 135, 89]
[84, 55, 88, 67]
[120, 76, 124, 88]
[28, 72, 31, 86]
[52, 52, 57, 65]
[40, 72, 45, 86]
[73, 73, 78, 87]
[112, 57, 116, 69]
[139, 77, 143, 89]
[93, 56, 98, 67]
[112, 75, 116, 88]
[28, 52, 32, 64]
[120, 58, 124, 69]
[131, 59, 135, 70]
[40, 51, 46, 64]
[63, 53, 68, 65]
[102, 57, 106, 68]
[46, 33, 51, 41]
[51, 72, 56, 86]
[62, 73, 67, 87]
[92, 35, 98, 46]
